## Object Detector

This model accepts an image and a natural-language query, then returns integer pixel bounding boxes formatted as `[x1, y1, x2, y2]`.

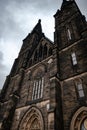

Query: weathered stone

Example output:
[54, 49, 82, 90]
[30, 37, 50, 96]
[0, 1, 87, 130]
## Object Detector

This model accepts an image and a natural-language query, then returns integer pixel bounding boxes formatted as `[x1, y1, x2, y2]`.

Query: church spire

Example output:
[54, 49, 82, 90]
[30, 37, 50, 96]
[61, 0, 74, 9]
[23, 19, 42, 42]
[31, 19, 42, 35]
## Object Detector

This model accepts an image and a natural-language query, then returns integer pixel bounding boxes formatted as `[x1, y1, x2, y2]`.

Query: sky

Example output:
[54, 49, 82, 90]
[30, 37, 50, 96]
[0, 0, 87, 89]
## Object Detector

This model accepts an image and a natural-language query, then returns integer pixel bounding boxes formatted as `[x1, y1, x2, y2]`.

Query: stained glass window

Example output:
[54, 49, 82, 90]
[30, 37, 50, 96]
[32, 77, 44, 100]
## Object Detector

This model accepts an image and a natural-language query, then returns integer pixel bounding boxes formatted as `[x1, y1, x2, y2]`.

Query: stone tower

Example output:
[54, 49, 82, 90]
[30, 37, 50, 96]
[0, 0, 87, 130]
[54, 0, 87, 129]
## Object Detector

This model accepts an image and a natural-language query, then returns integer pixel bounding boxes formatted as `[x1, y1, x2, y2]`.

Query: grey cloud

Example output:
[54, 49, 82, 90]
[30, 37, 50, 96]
[0, 0, 87, 89]
[0, 0, 59, 44]
[0, 0, 60, 17]
[77, 0, 87, 18]
[0, 0, 87, 39]
[0, 51, 6, 71]
[0, 51, 7, 89]
[0, 14, 23, 39]
[5, 0, 87, 15]
[0, 0, 26, 41]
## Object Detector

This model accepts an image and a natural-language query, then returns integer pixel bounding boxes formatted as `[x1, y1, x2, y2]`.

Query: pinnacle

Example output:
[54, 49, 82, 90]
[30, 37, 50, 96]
[38, 19, 41, 23]
[28, 19, 42, 37]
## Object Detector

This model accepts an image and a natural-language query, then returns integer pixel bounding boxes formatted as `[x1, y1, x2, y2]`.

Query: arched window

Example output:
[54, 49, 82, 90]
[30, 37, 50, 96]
[75, 78, 85, 99]
[70, 107, 87, 130]
[77, 83, 84, 98]
[19, 107, 44, 130]
[32, 77, 44, 100]
[67, 28, 72, 40]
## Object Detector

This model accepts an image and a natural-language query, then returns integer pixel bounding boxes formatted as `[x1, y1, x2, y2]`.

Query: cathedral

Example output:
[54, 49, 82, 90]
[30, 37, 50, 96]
[0, 0, 87, 130]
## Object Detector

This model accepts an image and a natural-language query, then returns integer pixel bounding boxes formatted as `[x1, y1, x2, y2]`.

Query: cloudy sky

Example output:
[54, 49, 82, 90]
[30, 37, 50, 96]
[0, 0, 87, 89]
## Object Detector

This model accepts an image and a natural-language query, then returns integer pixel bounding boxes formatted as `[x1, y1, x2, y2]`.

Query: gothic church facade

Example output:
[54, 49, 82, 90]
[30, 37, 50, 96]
[0, 0, 87, 130]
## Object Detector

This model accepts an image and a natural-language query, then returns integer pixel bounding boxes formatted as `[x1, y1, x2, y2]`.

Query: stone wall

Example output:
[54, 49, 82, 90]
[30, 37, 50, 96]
[62, 73, 87, 130]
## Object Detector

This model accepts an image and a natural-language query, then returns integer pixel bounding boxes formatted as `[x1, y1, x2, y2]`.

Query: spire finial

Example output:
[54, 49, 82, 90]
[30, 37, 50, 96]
[38, 19, 41, 23]
[30, 19, 42, 35]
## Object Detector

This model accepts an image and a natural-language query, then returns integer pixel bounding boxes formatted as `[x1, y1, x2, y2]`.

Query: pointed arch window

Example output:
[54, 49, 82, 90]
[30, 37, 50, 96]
[67, 28, 72, 40]
[71, 52, 77, 65]
[32, 77, 44, 100]
[75, 78, 85, 99]
[19, 107, 44, 130]
[77, 83, 85, 98]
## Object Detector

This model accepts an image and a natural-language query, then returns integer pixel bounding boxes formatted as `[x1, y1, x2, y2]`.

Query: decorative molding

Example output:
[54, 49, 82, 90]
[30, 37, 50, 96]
[18, 106, 44, 130]
[70, 107, 87, 130]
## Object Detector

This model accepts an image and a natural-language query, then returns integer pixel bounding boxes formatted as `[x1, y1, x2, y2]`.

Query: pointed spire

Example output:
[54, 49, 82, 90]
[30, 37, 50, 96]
[31, 19, 42, 35]
[23, 19, 43, 42]
[61, 0, 68, 9]
[38, 19, 41, 23]
[61, 0, 74, 9]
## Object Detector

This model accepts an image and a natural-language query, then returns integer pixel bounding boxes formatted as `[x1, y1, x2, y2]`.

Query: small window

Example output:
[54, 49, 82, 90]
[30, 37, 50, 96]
[67, 28, 72, 40]
[71, 52, 77, 65]
[77, 84, 84, 98]
[46, 103, 50, 110]
[32, 77, 44, 100]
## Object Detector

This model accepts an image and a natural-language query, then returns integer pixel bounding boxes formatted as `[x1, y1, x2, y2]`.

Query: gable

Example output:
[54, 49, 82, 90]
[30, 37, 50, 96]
[28, 36, 53, 68]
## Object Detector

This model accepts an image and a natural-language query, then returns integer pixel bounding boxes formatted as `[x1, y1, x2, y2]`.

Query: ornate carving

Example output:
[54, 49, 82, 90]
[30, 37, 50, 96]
[70, 107, 87, 130]
[19, 106, 44, 130]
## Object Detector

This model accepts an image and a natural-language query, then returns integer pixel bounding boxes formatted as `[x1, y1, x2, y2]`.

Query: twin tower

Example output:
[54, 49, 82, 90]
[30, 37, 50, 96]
[0, 0, 87, 130]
